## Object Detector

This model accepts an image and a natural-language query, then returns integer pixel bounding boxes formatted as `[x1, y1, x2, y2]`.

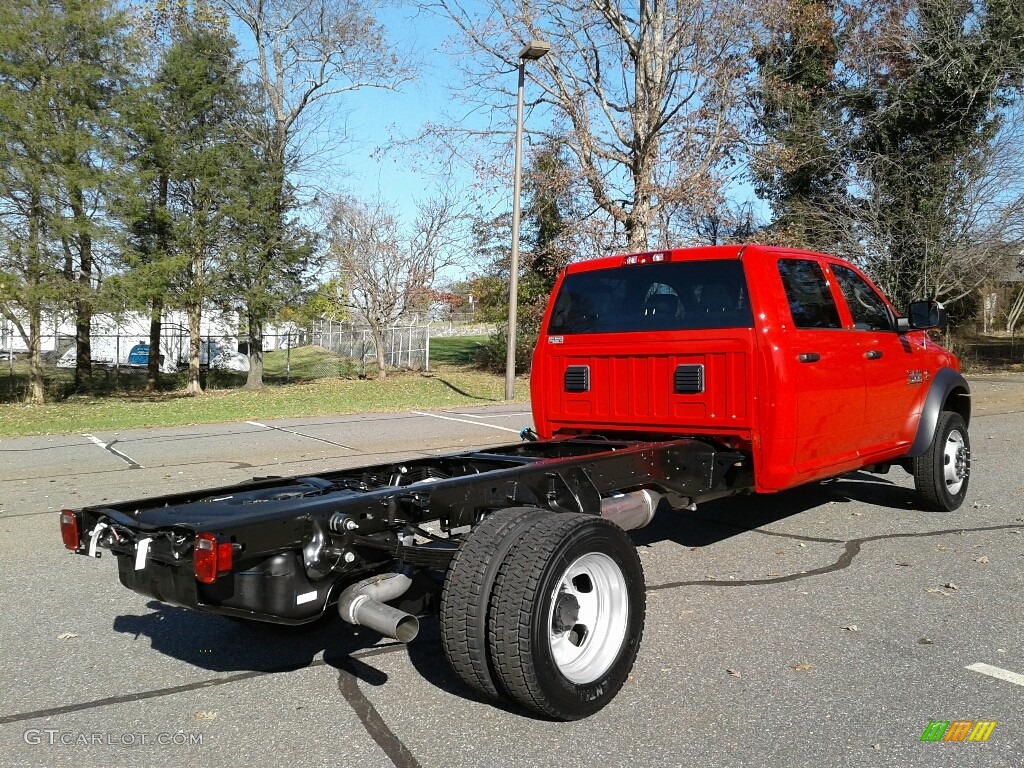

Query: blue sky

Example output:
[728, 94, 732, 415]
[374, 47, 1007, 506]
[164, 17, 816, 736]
[287, 6, 488, 223]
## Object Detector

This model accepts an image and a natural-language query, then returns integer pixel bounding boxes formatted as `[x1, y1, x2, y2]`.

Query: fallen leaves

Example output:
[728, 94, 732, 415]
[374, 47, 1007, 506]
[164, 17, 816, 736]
[193, 711, 218, 722]
[727, 669, 742, 679]
[975, 556, 990, 564]
[843, 625, 859, 632]
[56, 632, 79, 640]
[943, 582, 959, 590]
[791, 663, 814, 672]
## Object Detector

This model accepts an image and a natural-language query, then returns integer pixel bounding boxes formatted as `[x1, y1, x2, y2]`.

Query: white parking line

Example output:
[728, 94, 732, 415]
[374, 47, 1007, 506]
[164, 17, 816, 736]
[966, 663, 1024, 687]
[450, 411, 532, 420]
[410, 411, 521, 434]
[83, 434, 143, 469]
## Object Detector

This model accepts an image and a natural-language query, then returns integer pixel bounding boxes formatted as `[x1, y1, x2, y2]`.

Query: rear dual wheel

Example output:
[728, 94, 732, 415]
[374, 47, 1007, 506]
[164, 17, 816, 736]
[440, 510, 645, 720]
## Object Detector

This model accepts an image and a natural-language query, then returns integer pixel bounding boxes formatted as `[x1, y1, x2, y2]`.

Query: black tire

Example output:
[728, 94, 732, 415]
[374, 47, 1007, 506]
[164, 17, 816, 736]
[439, 507, 552, 698]
[913, 411, 970, 511]
[487, 513, 646, 720]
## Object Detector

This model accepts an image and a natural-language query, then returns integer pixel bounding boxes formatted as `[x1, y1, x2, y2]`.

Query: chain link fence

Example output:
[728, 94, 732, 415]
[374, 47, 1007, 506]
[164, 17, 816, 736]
[0, 321, 437, 400]
[309, 320, 430, 375]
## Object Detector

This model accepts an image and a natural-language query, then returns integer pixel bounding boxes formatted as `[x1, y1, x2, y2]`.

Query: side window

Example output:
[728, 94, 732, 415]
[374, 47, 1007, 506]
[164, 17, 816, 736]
[777, 259, 842, 329]
[831, 264, 894, 331]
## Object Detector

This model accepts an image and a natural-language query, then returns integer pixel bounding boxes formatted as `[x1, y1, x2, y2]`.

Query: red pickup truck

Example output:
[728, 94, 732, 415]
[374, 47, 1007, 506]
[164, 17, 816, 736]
[61, 244, 969, 720]
[533, 243, 970, 510]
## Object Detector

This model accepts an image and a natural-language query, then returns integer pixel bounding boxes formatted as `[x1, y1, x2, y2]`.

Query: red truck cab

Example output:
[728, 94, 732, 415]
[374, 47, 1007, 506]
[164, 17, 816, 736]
[531, 244, 970, 504]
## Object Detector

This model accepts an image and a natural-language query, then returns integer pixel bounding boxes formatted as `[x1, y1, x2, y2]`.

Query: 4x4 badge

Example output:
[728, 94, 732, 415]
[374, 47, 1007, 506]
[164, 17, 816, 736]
[908, 370, 923, 385]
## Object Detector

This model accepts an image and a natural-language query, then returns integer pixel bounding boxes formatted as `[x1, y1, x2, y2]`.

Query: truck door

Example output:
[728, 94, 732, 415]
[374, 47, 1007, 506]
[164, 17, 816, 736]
[828, 262, 924, 451]
[775, 258, 866, 475]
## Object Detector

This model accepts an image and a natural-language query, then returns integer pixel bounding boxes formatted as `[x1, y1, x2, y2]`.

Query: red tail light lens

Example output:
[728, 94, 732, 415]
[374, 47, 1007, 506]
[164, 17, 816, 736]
[60, 510, 80, 551]
[194, 533, 218, 583]
[194, 533, 233, 584]
[217, 541, 233, 572]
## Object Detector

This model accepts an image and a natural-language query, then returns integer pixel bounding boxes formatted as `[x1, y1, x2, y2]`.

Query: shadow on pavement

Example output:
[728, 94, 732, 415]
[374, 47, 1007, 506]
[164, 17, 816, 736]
[631, 471, 939, 549]
[113, 601, 391, 683]
[111, 469, 945, 712]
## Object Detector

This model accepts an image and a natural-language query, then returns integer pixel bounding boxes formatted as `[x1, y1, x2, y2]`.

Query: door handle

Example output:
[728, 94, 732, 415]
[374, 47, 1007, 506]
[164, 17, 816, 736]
[865, 350, 883, 360]
[798, 353, 820, 363]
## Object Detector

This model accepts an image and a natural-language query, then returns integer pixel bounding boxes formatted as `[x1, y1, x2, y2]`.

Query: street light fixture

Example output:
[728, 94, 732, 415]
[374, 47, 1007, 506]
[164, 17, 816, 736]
[505, 39, 550, 401]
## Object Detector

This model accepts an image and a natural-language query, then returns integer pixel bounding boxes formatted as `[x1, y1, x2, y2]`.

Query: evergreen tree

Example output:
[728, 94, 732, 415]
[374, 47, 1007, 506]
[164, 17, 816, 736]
[849, 0, 1024, 306]
[112, 20, 254, 394]
[751, 0, 849, 249]
[49, 0, 136, 389]
[0, 0, 136, 401]
[752, 0, 1024, 308]
[475, 141, 577, 371]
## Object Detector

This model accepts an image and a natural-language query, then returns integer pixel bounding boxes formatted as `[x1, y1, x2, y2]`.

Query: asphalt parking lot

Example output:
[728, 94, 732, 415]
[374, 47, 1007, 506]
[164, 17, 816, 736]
[1, 388, 1022, 768]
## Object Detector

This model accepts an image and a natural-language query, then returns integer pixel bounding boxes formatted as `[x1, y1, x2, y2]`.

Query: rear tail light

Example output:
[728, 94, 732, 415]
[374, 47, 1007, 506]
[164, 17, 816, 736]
[60, 510, 80, 551]
[193, 532, 234, 584]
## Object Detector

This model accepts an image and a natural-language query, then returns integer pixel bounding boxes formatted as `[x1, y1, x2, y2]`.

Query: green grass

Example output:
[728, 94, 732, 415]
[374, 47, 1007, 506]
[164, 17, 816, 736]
[429, 335, 489, 366]
[261, 346, 361, 381]
[0, 366, 530, 437]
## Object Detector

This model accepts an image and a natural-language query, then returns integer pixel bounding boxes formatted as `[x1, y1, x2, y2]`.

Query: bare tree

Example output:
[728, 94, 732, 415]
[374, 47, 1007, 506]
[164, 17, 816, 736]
[840, 1, 1023, 306]
[327, 193, 464, 379]
[824, 98, 1024, 308]
[1008, 283, 1024, 334]
[426, 0, 756, 252]
[220, 0, 413, 388]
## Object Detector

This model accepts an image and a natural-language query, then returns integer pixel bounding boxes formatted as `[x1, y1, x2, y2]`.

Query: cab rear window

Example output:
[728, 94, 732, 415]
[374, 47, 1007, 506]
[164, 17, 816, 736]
[546, 260, 753, 335]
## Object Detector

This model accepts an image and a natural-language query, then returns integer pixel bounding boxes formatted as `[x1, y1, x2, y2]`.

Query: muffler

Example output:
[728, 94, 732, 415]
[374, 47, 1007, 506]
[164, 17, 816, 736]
[337, 572, 420, 642]
[600, 489, 660, 531]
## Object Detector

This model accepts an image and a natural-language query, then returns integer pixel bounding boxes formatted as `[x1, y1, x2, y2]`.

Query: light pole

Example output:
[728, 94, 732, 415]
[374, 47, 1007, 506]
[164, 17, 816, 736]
[505, 39, 550, 401]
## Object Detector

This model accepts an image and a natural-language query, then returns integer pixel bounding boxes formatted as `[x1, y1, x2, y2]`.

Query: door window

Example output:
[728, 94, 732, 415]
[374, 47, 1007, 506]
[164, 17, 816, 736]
[831, 264, 894, 331]
[777, 259, 842, 329]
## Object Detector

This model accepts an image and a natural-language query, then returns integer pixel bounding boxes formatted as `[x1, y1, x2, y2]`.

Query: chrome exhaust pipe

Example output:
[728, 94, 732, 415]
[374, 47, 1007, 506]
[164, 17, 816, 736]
[337, 572, 420, 642]
[600, 489, 660, 531]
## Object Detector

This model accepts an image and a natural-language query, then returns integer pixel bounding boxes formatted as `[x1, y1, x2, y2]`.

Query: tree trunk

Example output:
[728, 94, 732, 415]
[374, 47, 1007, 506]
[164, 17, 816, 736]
[186, 247, 204, 395]
[27, 305, 44, 405]
[187, 300, 203, 395]
[371, 324, 387, 380]
[244, 310, 265, 389]
[26, 186, 45, 404]
[148, 172, 170, 393]
[72, 189, 92, 389]
[1007, 287, 1024, 334]
[147, 297, 163, 392]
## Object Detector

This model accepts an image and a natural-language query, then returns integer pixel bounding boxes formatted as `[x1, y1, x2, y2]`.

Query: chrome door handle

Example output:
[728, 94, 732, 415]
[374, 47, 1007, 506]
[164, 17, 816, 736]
[798, 353, 820, 363]
[865, 350, 883, 360]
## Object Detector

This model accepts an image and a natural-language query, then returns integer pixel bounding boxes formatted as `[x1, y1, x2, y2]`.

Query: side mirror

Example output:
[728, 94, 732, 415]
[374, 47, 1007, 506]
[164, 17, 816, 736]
[905, 300, 947, 330]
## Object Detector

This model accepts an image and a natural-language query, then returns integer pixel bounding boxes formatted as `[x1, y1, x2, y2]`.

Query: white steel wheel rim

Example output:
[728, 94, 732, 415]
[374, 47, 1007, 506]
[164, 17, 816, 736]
[547, 552, 629, 684]
[944, 429, 967, 496]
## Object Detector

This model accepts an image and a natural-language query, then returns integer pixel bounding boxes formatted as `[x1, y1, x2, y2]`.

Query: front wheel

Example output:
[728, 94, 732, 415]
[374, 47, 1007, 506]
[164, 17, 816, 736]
[487, 514, 645, 720]
[913, 411, 970, 511]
